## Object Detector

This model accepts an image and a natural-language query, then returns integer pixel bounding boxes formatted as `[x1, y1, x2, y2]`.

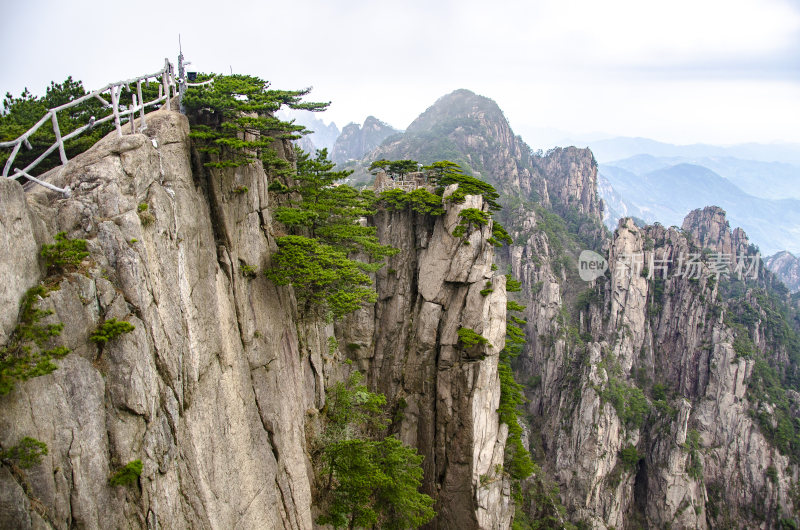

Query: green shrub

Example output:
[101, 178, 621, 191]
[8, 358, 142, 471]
[0, 437, 48, 468]
[601, 378, 650, 429]
[0, 286, 70, 395]
[436, 166, 501, 211]
[457, 327, 490, 348]
[183, 74, 325, 171]
[379, 188, 444, 216]
[266, 235, 377, 318]
[576, 288, 601, 311]
[452, 208, 489, 239]
[316, 372, 434, 528]
[40, 232, 88, 273]
[767, 465, 779, 484]
[619, 445, 640, 470]
[267, 149, 396, 319]
[506, 275, 522, 292]
[488, 222, 513, 247]
[733, 334, 756, 358]
[138, 209, 155, 227]
[109, 459, 142, 486]
[268, 180, 289, 192]
[89, 318, 135, 345]
[240, 263, 258, 278]
[684, 429, 703, 480]
[480, 280, 494, 297]
[233, 185, 249, 194]
[507, 300, 527, 312]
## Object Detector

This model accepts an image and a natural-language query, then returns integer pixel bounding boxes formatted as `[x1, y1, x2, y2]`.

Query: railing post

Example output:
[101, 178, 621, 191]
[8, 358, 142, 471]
[130, 94, 137, 134]
[178, 49, 186, 113]
[3, 142, 20, 178]
[50, 112, 69, 165]
[110, 86, 122, 137]
[163, 59, 171, 111]
[137, 80, 146, 131]
[3, 60, 200, 196]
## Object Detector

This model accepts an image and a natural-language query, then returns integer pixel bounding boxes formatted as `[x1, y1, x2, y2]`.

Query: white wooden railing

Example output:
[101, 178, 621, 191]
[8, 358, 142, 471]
[1, 54, 213, 196]
[375, 179, 420, 194]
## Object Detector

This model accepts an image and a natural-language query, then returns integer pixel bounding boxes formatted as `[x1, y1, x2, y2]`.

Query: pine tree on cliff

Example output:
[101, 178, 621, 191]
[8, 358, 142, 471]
[267, 147, 397, 318]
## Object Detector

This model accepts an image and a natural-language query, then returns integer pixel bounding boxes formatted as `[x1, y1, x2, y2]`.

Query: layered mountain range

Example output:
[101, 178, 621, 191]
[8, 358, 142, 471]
[332, 88, 800, 528]
[598, 158, 800, 255]
[2, 86, 800, 530]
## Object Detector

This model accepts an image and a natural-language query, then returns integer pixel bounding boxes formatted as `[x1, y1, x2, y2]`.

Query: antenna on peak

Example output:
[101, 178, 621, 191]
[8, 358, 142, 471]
[179, 34, 182, 54]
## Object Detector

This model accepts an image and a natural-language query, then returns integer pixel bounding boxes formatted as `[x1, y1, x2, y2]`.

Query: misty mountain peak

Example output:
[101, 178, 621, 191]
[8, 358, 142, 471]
[681, 205, 751, 256]
[406, 88, 506, 134]
[331, 116, 398, 163]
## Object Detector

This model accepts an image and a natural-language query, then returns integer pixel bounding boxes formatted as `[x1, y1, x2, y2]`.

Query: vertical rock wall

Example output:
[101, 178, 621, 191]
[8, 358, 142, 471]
[0, 110, 317, 529]
[338, 187, 513, 528]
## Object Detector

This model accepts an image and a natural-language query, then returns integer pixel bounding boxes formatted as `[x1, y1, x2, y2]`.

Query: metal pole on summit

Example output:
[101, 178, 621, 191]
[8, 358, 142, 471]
[163, 58, 172, 112]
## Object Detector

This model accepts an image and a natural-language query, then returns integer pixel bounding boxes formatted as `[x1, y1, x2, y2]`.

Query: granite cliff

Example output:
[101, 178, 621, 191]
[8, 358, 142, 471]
[0, 107, 511, 528]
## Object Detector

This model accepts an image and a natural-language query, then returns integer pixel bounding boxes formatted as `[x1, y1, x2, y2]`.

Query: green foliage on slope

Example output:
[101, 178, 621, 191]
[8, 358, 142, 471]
[501, 284, 537, 485]
[600, 377, 650, 429]
[40, 232, 89, 274]
[109, 459, 143, 487]
[267, 148, 397, 318]
[315, 372, 435, 529]
[183, 74, 326, 172]
[1, 78, 120, 175]
[721, 274, 800, 462]
[0, 437, 48, 469]
[0, 286, 69, 395]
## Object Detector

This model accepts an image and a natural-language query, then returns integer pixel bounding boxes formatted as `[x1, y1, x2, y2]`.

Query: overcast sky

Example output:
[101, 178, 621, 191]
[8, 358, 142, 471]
[2, 0, 799, 147]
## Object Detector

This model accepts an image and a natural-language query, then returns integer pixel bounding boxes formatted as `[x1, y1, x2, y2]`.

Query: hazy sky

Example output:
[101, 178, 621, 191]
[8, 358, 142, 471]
[2, 0, 799, 147]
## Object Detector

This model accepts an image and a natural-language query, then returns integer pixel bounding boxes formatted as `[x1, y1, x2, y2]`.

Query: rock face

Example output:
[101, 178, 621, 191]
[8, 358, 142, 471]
[765, 251, 800, 293]
[5, 86, 799, 529]
[508, 207, 798, 527]
[0, 178, 47, 345]
[532, 147, 602, 219]
[335, 185, 513, 529]
[0, 108, 513, 529]
[0, 110, 320, 529]
[330, 116, 398, 163]
[360, 88, 799, 527]
[682, 205, 751, 257]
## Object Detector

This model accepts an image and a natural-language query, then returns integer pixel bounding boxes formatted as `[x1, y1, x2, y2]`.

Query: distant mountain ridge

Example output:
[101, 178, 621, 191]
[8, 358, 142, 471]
[606, 154, 800, 200]
[765, 251, 800, 293]
[598, 161, 800, 255]
[276, 109, 340, 153]
[330, 116, 398, 163]
[584, 136, 800, 165]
